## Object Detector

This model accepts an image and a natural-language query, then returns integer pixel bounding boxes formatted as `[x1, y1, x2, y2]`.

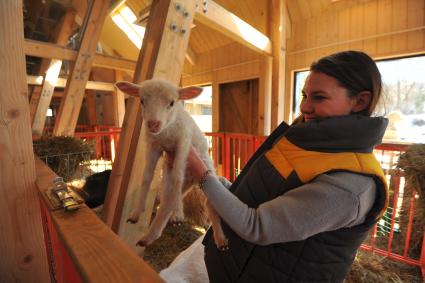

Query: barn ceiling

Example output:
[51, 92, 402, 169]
[24, 0, 378, 63]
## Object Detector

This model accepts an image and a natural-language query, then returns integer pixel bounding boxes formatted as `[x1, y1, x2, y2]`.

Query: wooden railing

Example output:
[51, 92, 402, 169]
[35, 157, 163, 282]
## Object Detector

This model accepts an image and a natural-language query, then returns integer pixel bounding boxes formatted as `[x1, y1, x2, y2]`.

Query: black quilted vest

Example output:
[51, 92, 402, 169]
[203, 116, 388, 283]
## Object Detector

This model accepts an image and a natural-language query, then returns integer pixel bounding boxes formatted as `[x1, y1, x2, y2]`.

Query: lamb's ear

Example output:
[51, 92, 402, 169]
[178, 86, 203, 100]
[115, 81, 140, 97]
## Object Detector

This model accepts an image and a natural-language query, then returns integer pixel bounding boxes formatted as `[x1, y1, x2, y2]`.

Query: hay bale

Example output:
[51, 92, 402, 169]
[33, 136, 94, 181]
[396, 144, 425, 257]
[143, 222, 204, 272]
[183, 188, 210, 228]
[345, 250, 422, 283]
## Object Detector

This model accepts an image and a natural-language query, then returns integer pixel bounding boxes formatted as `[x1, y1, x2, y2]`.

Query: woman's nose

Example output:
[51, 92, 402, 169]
[300, 98, 313, 114]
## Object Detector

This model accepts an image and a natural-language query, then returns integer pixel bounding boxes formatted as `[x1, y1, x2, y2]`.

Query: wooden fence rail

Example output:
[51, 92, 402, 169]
[35, 156, 163, 282]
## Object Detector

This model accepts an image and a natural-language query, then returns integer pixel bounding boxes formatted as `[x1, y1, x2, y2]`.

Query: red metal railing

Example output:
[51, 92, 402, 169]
[68, 126, 424, 277]
[74, 126, 121, 161]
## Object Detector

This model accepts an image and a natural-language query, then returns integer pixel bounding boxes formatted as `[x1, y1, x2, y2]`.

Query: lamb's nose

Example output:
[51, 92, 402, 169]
[147, 120, 161, 132]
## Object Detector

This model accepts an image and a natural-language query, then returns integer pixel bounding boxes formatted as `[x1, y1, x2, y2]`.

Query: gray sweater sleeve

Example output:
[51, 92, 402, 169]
[203, 172, 376, 245]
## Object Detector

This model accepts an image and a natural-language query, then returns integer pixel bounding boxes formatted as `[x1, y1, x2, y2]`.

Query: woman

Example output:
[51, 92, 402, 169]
[166, 50, 388, 283]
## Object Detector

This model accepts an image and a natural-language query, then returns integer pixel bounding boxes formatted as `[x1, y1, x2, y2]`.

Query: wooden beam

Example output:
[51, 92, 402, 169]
[102, 0, 196, 248]
[25, 39, 75, 60]
[32, 9, 75, 137]
[194, 0, 272, 55]
[270, 0, 287, 129]
[0, 1, 49, 281]
[259, 56, 272, 135]
[114, 70, 126, 127]
[85, 90, 98, 125]
[94, 53, 137, 72]
[27, 75, 115, 91]
[25, 39, 137, 72]
[135, 1, 270, 57]
[53, 0, 111, 136]
[185, 44, 197, 65]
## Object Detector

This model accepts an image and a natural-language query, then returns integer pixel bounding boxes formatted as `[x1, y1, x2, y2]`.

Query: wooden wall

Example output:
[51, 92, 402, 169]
[182, 0, 425, 127]
[181, 42, 268, 134]
[285, 0, 425, 122]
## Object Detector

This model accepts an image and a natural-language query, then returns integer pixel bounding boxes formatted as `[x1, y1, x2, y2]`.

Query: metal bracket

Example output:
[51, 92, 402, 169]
[44, 177, 84, 211]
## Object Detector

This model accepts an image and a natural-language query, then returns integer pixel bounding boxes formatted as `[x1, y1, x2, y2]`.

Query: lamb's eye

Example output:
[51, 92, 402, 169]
[169, 101, 175, 107]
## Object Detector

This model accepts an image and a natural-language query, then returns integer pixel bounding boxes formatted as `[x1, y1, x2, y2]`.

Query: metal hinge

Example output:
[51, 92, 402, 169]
[44, 177, 84, 211]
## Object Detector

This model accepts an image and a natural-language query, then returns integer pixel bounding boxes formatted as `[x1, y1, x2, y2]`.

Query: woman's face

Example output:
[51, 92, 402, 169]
[300, 71, 357, 122]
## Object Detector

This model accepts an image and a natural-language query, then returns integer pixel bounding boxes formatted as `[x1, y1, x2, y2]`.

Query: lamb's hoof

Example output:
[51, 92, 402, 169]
[170, 219, 183, 227]
[216, 238, 229, 252]
[136, 240, 148, 247]
[218, 244, 229, 252]
[126, 218, 138, 224]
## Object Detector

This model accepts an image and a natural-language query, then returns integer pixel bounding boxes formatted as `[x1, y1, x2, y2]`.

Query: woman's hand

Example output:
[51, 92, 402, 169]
[165, 147, 209, 182]
[186, 147, 209, 181]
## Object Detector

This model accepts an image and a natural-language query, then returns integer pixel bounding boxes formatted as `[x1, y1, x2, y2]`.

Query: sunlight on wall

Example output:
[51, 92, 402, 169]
[231, 14, 270, 51]
[111, 5, 145, 49]
[45, 59, 62, 85]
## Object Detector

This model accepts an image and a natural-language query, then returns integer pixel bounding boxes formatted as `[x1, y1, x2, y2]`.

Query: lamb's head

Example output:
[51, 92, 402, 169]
[115, 79, 203, 135]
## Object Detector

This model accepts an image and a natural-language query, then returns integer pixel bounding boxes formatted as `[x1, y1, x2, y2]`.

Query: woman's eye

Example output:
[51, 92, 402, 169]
[313, 95, 326, 101]
[140, 98, 145, 105]
[169, 101, 175, 107]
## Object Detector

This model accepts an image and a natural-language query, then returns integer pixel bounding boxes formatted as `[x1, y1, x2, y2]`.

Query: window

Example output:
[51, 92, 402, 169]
[184, 85, 212, 132]
[293, 55, 425, 143]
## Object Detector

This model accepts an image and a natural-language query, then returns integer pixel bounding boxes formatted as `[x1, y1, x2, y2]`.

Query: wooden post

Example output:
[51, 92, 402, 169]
[0, 1, 49, 281]
[270, 0, 287, 130]
[31, 9, 75, 137]
[114, 70, 126, 127]
[85, 90, 98, 126]
[259, 56, 272, 135]
[53, 0, 111, 136]
[102, 0, 197, 249]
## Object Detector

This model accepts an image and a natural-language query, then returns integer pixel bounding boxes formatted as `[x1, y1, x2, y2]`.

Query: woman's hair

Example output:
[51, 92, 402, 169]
[310, 50, 382, 116]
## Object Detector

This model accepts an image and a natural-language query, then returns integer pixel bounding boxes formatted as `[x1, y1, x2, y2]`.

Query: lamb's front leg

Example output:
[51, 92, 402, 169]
[136, 144, 189, 246]
[136, 167, 178, 246]
[168, 143, 191, 224]
[127, 144, 162, 224]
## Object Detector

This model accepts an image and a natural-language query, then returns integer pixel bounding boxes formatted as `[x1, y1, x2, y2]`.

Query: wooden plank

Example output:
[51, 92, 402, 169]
[53, 0, 111, 136]
[391, 0, 407, 52]
[35, 158, 163, 282]
[270, 0, 287, 130]
[25, 39, 137, 72]
[114, 70, 126, 127]
[194, 0, 272, 55]
[407, 0, 425, 50]
[27, 75, 115, 91]
[376, 0, 392, 55]
[0, 1, 49, 281]
[94, 53, 137, 72]
[32, 9, 75, 137]
[259, 56, 272, 135]
[31, 59, 63, 137]
[25, 38, 76, 61]
[185, 44, 197, 65]
[85, 90, 98, 126]
[102, 0, 197, 250]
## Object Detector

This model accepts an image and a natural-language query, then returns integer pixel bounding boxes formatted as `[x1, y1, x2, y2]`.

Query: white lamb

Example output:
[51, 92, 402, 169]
[115, 79, 228, 249]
